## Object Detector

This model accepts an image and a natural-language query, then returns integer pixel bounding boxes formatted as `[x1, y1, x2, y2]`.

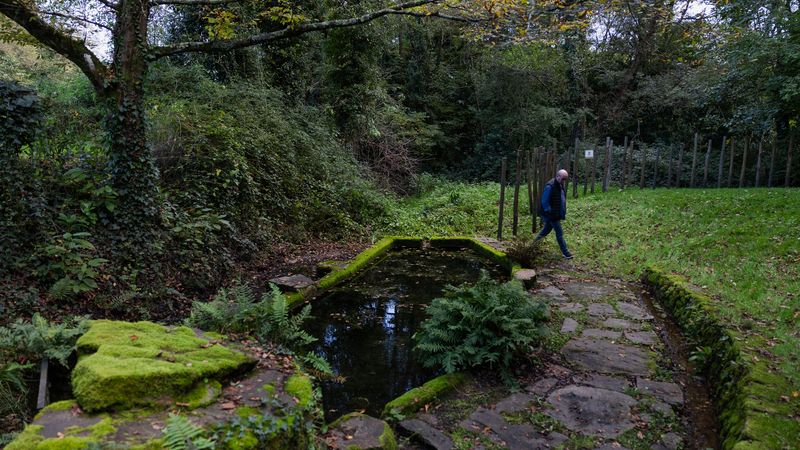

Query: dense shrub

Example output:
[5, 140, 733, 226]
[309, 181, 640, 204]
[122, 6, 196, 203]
[414, 272, 549, 376]
[506, 237, 546, 268]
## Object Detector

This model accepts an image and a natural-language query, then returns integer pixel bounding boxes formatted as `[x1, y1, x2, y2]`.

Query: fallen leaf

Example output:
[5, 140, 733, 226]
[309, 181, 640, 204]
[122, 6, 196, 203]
[221, 402, 236, 410]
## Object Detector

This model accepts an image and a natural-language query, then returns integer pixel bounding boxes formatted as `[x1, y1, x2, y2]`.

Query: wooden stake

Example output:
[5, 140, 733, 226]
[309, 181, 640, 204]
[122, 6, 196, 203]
[640, 144, 646, 189]
[572, 137, 579, 198]
[768, 129, 777, 188]
[526, 149, 536, 233]
[786, 130, 795, 187]
[37, 358, 49, 410]
[666, 144, 673, 188]
[653, 145, 661, 189]
[497, 157, 506, 240]
[717, 136, 727, 188]
[727, 137, 736, 188]
[591, 144, 597, 194]
[602, 137, 611, 192]
[755, 136, 764, 187]
[740, 135, 750, 188]
[690, 132, 698, 188]
[677, 142, 684, 187]
[703, 139, 711, 187]
[512, 149, 521, 237]
[583, 147, 589, 197]
[621, 136, 629, 189]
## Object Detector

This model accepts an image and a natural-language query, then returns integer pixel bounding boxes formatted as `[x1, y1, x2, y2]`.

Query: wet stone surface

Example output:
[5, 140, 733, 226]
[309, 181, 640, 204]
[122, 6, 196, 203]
[546, 385, 638, 437]
[394, 269, 700, 450]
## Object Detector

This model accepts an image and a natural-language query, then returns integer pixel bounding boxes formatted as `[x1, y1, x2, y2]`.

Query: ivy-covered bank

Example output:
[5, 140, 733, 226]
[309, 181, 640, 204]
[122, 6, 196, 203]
[5, 320, 319, 449]
[642, 267, 800, 450]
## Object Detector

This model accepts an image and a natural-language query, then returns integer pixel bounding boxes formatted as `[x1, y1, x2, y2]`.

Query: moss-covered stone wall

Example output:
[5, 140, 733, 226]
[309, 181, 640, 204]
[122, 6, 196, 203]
[642, 266, 800, 450]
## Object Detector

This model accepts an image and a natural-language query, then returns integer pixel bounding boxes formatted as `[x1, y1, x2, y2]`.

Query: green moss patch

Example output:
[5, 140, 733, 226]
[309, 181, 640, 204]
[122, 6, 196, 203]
[73, 320, 254, 412]
[382, 373, 469, 417]
[5, 415, 117, 450]
[643, 266, 799, 450]
[285, 372, 314, 408]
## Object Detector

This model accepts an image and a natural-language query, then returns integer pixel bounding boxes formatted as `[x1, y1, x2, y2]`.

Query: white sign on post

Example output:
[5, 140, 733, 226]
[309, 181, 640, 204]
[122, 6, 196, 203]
[584, 149, 594, 159]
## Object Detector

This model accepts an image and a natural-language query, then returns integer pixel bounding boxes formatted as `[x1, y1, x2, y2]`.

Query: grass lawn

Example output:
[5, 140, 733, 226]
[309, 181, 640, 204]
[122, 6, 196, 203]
[381, 179, 800, 390]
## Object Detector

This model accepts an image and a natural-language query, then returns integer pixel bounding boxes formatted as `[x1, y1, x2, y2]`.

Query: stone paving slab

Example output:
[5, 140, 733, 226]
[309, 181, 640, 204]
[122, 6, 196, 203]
[582, 328, 623, 340]
[636, 378, 684, 405]
[559, 302, 585, 313]
[526, 377, 559, 397]
[625, 330, 658, 345]
[616, 301, 654, 321]
[562, 337, 652, 376]
[572, 374, 631, 393]
[460, 408, 568, 450]
[494, 393, 534, 414]
[602, 318, 643, 330]
[588, 303, 616, 317]
[533, 285, 568, 302]
[561, 318, 578, 333]
[562, 281, 616, 301]
[398, 419, 454, 450]
[545, 385, 637, 438]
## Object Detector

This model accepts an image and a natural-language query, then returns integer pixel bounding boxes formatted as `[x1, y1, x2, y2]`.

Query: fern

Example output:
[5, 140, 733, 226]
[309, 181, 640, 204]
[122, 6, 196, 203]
[414, 271, 549, 378]
[0, 314, 88, 366]
[0, 362, 33, 418]
[162, 414, 215, 450]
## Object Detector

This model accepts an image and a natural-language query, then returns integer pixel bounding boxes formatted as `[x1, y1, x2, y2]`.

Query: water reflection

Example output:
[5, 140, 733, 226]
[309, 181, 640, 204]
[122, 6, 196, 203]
[305, 248, 507, 420]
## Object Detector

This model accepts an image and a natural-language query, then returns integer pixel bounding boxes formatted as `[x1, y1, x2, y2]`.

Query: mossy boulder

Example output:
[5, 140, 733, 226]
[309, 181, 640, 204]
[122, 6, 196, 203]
[72, 320, 255, 412]
[328, 413, 397, 450]
[382, 373, 469, 417]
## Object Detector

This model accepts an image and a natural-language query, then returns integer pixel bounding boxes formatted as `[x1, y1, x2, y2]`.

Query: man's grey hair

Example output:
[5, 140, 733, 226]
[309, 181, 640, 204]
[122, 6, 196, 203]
[556, 169, 569, 180]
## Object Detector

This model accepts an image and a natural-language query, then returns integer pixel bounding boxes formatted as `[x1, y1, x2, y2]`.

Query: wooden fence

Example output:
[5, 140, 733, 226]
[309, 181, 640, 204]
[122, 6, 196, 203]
[496, 132, 797, 239]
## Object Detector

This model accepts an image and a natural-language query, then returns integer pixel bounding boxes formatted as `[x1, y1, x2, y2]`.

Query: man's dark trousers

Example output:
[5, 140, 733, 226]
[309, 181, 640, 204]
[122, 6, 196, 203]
[537, 215, 570, 256]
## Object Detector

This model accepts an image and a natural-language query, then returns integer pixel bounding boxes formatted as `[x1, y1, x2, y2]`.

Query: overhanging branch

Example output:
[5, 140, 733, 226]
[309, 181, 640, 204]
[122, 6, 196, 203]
[0, 0, 110, 95]
[150, 0, 240, 5]
[150, 0, 443, 58]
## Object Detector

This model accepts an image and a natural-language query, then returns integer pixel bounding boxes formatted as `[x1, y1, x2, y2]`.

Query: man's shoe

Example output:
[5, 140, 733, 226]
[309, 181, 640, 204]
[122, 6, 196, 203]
[564, 253, 574, 260]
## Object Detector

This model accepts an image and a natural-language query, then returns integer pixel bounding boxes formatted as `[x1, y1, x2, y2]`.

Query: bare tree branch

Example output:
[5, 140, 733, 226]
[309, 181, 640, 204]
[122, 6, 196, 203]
[96, 0, 120, 10]
[150, 0, 240, 5]
[0, 0, 110, 94]
[388, 9, 485, 23]
[150, 0, 441, 58]
[39, 10, 114, 31]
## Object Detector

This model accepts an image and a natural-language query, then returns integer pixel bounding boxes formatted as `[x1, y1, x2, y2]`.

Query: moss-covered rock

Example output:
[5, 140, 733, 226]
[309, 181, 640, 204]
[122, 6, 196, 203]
[382, 373, 469, 417]
[642, 266, 800, 450]
[328, 413, 397, 450]
[5, 414, 116, 450]
[72, 320, 254, 412]
[285, 372, 314, 408]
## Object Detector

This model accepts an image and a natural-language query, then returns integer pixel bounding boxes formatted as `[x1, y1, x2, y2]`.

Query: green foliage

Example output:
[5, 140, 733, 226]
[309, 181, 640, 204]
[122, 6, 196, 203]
[162, 414, 215, 450]
[0, 362, 32, 418]
[0, 313, 88, 366]
[37, 231, 108, 299]
[0, 80, 42, 151]
[187, 284, 316, 348]
[506, 237, 545, 268]
[414, 272, 549, 375]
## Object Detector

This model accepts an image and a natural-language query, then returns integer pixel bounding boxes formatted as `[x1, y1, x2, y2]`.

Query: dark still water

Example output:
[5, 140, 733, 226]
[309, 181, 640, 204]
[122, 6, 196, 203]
[305, 248, 507, 421]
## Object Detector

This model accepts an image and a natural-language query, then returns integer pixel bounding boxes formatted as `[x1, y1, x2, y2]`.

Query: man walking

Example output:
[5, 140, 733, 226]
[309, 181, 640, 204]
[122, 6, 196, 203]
[536, 169, 573, 259]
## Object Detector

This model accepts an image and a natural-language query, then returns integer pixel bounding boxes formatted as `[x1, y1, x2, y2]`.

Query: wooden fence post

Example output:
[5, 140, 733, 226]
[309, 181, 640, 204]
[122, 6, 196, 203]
[768, 129, 777, 188]
[639, 144, 647, 189]
[526, 149, 536, 233]
[583, 146, 589, 197]
[703, 139, 711, 187]
[653, 145, 661, 189]
[666, 144, 673, 188]
[677, 143, 684, 187]
[621, 136, 629, 189]
[573, 137, 579, 198]
[602, 137, 610, 192]
[739, 135, 750, 188]
[497, 157, 506, 240]
[717, 136, 727, 188]
[755, 136, 764, 187]
[727, 137, 736, 188]
[590, 144, 597, 193]
[512, 149, 521, 236]
[690, 132, 698, 188]
[787, 130, 795, 187]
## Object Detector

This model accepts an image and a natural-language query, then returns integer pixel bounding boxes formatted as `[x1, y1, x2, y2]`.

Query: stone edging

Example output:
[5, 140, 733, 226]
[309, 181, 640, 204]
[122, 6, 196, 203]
[287, 236, 525, 308]
[642, 266, 799, 450]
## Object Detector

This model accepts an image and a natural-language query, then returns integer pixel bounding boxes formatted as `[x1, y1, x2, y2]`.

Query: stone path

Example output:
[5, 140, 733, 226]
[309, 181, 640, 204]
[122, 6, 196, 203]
[396, 267, 690, 450]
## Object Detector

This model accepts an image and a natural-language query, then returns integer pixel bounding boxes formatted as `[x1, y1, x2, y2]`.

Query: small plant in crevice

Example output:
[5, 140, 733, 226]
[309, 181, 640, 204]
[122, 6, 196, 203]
[414, 271, 549, 379]
[186, 284, 332, 377]
[506, 237, 545, 268]
[162, 413, 215, 450]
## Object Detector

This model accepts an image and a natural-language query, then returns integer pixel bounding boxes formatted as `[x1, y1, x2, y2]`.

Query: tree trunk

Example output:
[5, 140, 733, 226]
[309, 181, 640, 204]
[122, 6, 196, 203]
[106, 0, 160, 253]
